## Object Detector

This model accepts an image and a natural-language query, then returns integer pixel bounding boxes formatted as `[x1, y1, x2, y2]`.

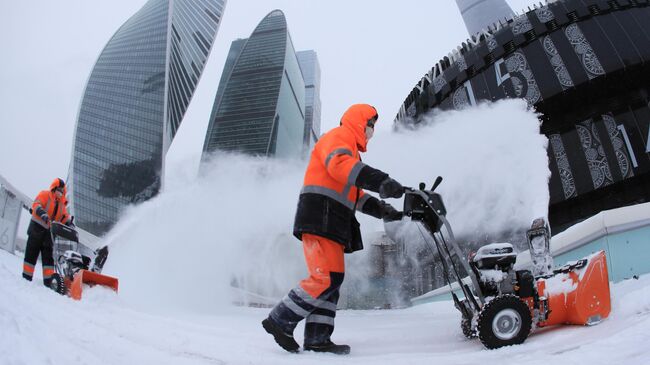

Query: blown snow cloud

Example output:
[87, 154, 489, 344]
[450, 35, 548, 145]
[102, 99, 549, 314]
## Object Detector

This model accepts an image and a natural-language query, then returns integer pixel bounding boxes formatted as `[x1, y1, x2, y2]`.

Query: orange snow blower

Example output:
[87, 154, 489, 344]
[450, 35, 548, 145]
[534, 251, 610, 327]
[49, 222, 119, 300]
[400, 178, 611, 349]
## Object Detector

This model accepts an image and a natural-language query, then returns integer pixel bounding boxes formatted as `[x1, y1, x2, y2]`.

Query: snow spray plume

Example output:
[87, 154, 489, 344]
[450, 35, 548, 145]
[344, 99, 550, 304]
[102, 99, 548, 314]
[363, 99, 549, 238]
[103, 154, 308, 314]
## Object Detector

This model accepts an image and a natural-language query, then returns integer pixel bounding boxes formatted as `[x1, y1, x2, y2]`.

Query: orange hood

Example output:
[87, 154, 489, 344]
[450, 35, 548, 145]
[339, 104, 378, 152]
[49, 178, 67, 195]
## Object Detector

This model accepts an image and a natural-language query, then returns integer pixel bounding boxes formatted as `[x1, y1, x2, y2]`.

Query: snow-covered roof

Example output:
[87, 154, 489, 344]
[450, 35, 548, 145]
[0, 173, 32, 209]
[515, 202, 650, 269]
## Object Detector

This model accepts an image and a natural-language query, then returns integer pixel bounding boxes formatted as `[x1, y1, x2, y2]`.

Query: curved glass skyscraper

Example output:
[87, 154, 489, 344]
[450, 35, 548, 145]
[297, 50, 322, 150]
[202, 10, 306, 158]
[70, 0, 226, 235]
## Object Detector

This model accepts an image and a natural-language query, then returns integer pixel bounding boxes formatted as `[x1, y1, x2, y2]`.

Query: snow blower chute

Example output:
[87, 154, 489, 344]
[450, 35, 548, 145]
[49, 222, 118, 300]
[399, 178, 611, 349]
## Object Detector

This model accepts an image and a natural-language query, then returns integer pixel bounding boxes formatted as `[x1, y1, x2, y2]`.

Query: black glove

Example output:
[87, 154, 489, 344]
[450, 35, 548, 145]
[379, 178, 404, 199]
[40, 213, 50, 224]
[381, 202, 403, 222]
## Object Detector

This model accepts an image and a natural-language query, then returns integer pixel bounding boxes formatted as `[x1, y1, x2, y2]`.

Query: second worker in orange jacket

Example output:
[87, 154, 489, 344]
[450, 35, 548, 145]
[22, 178, 73, 287]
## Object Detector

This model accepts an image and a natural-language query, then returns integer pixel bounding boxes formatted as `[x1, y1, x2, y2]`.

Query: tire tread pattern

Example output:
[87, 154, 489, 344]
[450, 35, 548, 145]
[477, 294, 532, 349]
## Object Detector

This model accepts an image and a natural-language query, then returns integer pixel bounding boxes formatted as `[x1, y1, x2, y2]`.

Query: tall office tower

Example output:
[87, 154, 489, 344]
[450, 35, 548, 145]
[296, 50, 322, 151]
[456, 0, 514, 35]
[202, 10, 306, 159]
[209, 38, 247, 125]
[70, 0, 227, 236]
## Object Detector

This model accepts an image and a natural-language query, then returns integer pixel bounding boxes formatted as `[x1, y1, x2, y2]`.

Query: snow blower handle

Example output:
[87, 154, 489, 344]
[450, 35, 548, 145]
[431, 176, 443, 192]
[403, 176, 443, 194]
[50, 222, 80, 243]
[402, 185, 424, 193]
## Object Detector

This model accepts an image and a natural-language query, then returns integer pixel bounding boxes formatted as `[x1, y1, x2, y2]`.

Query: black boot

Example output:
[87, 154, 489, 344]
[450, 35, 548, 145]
[262, 317, 300, 353]
[304, 340, 350, 355]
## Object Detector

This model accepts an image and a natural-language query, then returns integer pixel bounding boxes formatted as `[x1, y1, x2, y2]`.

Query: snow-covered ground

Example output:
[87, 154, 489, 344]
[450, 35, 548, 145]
[2, 249, 650, 365]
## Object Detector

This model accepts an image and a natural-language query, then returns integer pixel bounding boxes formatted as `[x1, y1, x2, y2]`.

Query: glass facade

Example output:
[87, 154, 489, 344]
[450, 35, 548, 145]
[297, 50, 322, 150]
[209, 38, 247, 128]
[202, 10, 305, 159]
[70, 0, 226, 236]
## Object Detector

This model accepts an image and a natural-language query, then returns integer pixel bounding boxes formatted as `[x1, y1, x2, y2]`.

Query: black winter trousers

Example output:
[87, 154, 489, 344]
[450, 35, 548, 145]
[22, 221, 54, 286]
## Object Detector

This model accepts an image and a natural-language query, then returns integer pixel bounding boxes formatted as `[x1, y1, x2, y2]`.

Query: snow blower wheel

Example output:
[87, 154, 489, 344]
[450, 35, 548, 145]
[50, 273, 67, 295]
[477, 294, 531, 349]
[461, 318, 476, 339]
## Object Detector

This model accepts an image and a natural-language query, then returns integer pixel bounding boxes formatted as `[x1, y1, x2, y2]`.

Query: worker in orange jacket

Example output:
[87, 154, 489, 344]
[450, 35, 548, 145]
[263, 104, 404, 354]
[22, 178, 73, 287]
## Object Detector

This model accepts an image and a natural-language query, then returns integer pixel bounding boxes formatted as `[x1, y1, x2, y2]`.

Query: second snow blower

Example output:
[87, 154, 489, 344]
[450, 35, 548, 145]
[400, 177, 611, 349]
[49, 222, 119, 300]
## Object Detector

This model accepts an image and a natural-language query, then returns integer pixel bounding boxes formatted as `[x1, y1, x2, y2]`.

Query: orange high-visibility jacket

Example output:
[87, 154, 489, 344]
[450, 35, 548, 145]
[293, 104, 392, 253]
[31, 180, 71, 229]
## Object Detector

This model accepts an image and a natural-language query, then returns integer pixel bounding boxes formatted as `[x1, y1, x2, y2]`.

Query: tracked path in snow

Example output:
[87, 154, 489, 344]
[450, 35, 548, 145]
[2, 250, 650, 365]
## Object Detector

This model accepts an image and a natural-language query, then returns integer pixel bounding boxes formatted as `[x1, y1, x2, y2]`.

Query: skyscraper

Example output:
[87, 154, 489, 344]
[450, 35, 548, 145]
[455, 0, 514, 35]
[209, 38, 247, 124]
[296, 50, 322, 151]
[70, 0, 226, 236]
[202, 10, 306, 159]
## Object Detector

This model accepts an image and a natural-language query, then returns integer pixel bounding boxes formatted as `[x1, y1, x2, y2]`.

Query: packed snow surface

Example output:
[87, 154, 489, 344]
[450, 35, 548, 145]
[2, 249, 650, 364]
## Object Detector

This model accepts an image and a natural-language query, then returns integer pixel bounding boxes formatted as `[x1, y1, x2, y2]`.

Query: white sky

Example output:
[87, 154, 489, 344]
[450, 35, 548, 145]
[0, 0, 533, 197]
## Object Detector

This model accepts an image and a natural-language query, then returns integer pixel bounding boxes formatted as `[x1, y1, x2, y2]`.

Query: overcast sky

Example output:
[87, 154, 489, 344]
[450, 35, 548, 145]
[0, 0, 533, 197]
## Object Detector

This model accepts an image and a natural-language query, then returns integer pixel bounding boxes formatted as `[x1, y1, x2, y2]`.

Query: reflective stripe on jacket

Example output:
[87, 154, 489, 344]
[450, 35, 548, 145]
[31, 190, 70, 229]
[293, 104, 387, 253]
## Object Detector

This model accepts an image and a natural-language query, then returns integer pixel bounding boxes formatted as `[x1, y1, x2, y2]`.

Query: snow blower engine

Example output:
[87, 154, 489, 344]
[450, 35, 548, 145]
[49, 222, 119, 300]
[401, 178, 611, 349]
